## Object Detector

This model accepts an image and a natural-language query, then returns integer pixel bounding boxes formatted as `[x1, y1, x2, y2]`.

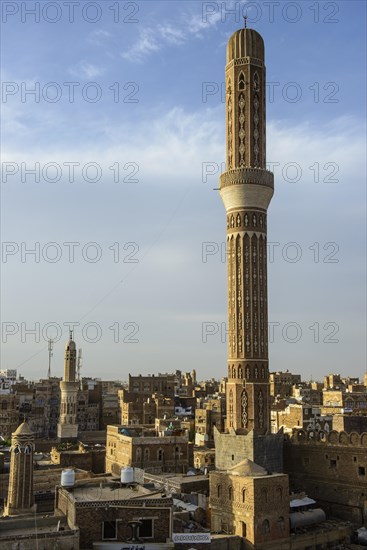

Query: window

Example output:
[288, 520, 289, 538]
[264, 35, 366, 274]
[139, 519, 153, 538]
[228, 486, 233, 501]
[262, 519, 270, 535]
[330, 459, 337, 469]
[277, 517, 285, 532]
[217, 484, 221, 498]
[238, 72, 245, 90]
[242, 488, 246, 503]
[358, 466, 365, 476]
[102, 521, 117, 540]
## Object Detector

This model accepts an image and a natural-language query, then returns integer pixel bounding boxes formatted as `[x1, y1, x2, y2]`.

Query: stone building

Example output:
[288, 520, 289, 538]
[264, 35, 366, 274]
[271, 403, 332, 434]
[210, 460, 289, 544]
[269, 371, 301, 400]
[100, 391, 119, 429]
[55, 476, 174, 549]
[118, 386, 176, 425]
[0, 394, 19, 437]
[322, 386, 367, 415]
[195, 396, 226, 447]
[105, 424, 191, 474]
[128, 372, 177, 396]
[284, 429, 367, 525]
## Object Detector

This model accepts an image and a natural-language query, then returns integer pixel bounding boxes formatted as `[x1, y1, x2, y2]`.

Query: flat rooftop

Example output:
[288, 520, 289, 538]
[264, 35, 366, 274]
[66, 479, 172, 503]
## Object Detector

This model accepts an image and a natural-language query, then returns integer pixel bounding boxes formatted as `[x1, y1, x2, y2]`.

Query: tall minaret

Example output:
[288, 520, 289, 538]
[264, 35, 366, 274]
[57, 332, 79, 442]
[5, 421, 36, 516]
[215, 25, 282, 472]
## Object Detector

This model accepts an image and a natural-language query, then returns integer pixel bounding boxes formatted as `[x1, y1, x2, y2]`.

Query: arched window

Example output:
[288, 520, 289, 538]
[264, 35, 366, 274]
[228, 486, 233, 501]
[136, 447, 142, 461]
[158, 449, 164, 461]
[242, 488, 246, 503]
[144, 448, 150, 461]
[217, 484, 221, 498]
[238, 72, 245, 90]
[261, 488, 268, 503]
[262, 519, 270, 535]
[277, 517, 285, 532]
[276, 487, 282, 501]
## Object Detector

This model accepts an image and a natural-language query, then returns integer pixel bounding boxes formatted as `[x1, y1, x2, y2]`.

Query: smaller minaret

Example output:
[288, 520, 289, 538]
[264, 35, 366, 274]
[5, 421, 35, 516]
[57, 332, 79, 442]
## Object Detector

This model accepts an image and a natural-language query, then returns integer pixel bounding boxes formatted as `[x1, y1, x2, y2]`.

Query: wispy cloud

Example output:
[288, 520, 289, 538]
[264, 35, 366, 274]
[121, 2, 230, 63]
[88, 29, 112, 46]
[69, 60, 104, 79]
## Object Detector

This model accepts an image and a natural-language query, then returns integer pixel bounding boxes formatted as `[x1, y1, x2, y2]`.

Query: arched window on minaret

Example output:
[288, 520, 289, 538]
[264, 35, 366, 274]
[228, 486, 233, 501]
[238, 71, 245, 90]
[242, 488, 246, 503]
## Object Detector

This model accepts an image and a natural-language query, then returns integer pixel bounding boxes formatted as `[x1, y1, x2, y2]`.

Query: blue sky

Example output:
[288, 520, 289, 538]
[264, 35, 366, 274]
[1, 0, 366, 382]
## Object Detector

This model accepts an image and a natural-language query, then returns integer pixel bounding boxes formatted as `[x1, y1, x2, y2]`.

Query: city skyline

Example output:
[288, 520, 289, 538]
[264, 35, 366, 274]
[1, 0, 366, 381]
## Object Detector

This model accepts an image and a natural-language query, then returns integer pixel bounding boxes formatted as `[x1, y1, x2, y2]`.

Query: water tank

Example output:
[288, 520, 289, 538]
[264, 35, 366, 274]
[61, 469, 75, 488]
[290, 508, 326, 530]
[120, 466, 134, 484]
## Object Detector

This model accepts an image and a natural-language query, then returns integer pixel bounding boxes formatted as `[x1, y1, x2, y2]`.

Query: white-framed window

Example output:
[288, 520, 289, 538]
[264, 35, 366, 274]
[102, 520, 117, 540]
[139, 518, 154, 538]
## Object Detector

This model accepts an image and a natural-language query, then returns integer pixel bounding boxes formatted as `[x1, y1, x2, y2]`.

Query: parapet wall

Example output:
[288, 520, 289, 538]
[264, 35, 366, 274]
[286, 429, 367, 447]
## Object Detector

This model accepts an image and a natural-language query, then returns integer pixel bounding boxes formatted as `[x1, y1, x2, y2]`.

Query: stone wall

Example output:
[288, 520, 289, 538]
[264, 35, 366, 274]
[284, 429, 367, 525]
[214, 428, 283, 473]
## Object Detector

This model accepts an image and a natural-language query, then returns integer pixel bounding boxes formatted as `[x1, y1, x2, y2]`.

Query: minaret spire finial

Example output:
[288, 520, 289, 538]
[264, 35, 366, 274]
[243, 15, 247, 29]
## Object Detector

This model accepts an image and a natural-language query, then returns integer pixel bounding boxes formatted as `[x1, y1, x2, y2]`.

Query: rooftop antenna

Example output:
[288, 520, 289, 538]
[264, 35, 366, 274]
[47, 339, 54, 379]
[77, 348, 83, 388]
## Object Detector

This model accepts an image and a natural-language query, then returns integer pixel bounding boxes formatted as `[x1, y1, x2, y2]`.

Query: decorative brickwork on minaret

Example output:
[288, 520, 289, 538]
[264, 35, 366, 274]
[220, 28, 274, 435]
[5, 421, 35, 516]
